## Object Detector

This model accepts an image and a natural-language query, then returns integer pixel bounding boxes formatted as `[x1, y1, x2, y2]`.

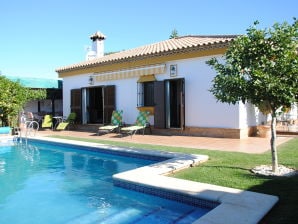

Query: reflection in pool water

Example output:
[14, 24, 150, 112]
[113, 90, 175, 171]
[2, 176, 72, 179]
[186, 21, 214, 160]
[0, 140, 211, 223]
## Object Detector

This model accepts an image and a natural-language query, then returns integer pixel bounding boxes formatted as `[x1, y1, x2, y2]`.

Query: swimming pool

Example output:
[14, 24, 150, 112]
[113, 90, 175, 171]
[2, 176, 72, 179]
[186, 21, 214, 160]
[0, 139, 214, 224]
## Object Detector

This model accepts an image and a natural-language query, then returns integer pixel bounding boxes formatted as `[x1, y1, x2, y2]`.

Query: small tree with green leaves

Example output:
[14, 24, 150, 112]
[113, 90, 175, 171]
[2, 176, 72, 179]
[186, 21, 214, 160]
[206, 19, 298, 173]
[169, 29, 179, 39]
[0, 76, 46, 127]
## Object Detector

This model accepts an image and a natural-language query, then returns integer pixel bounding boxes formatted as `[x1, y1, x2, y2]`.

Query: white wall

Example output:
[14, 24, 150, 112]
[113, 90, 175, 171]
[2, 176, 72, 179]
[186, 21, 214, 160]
[24, 99, 62, 115]
[114, 78, 141, 124]
[62, 75, 89, 116]
[63, 74, 142, 124]
[162, 56, 240, 129]
[62, 55, 258, 129]
[24, 101, 39, 113]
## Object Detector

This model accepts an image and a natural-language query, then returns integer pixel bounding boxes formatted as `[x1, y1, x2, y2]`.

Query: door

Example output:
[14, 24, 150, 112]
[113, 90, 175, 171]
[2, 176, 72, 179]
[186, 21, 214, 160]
[103, 85, 115, 124]
[154, 81, 165, 128]
[70, 89, 82, 124]
[82, 85, 115, 124]
[165, 78, 185, 129]
[88, 87, 103, 123]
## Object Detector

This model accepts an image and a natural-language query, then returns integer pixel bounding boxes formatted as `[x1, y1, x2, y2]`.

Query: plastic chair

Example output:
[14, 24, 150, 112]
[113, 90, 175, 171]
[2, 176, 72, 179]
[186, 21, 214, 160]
[41, 115, 53, 129]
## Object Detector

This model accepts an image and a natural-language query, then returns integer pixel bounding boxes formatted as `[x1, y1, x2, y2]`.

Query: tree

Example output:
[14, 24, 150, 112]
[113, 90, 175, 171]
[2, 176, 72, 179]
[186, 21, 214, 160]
[169, 29, 179, 39]
[0, 76, 46, 126]
[206, 19, 298, 173]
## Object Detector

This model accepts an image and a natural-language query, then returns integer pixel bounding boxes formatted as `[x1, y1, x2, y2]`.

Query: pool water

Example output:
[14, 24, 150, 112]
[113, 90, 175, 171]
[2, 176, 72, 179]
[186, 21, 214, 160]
[0, 141, 211, 224]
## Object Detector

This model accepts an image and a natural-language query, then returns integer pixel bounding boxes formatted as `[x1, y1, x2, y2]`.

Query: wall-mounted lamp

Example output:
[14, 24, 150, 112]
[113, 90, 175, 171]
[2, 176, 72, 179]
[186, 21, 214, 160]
[170, 64, 177, 77]
[88, 75, 94, 85]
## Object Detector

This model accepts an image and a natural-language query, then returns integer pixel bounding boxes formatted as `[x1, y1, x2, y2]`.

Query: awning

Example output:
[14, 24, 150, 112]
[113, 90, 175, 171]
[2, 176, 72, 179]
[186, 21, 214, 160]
[94, 64, 165, 82]
[5, 76, 62, 89]
[137, 74, 156, 83]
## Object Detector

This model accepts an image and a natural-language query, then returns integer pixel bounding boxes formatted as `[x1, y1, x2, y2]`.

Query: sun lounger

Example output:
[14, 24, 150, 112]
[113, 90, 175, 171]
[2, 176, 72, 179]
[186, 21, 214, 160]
[98, 110, 123, 135]
[120, 111, 150, 136]
[55, 112, 77, 131]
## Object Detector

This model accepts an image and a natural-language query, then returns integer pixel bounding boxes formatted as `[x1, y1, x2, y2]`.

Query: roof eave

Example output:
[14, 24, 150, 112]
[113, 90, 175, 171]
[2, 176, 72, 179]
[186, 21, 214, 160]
[56, 41, 231, 74]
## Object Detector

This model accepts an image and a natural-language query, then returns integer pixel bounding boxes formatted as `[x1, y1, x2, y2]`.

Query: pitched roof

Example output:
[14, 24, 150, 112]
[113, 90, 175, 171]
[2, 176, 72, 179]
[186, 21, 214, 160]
[56, 35, 237, 73]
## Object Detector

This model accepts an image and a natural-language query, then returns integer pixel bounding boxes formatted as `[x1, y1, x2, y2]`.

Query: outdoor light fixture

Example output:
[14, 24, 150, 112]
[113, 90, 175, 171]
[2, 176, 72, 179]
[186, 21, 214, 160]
[88, 75, 94, 85]
[170, 64, 177, 77]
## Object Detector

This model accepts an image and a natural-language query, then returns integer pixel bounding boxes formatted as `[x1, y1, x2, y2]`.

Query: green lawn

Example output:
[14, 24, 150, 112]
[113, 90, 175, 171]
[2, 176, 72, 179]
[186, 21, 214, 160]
[49, 135, 298, 224]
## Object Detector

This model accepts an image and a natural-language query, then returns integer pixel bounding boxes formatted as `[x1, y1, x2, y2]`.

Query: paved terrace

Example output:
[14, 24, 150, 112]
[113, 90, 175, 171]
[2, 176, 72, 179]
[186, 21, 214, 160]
[36, 129, 295, 154]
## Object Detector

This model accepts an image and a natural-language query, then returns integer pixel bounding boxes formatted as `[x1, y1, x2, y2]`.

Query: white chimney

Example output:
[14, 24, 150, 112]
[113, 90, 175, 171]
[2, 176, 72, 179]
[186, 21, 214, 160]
[86, 31, 106, 61]
[90, 31, 106, 59]
[85, 46, 96, 61]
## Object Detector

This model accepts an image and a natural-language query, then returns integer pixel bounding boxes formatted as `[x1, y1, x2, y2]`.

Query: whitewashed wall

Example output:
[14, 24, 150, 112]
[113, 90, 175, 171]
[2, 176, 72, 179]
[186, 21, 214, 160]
[63, 74, 142, 124]
[63, 75, 87, 116]
[24, 101, 39, 113]
[62, 55, 258, 129]
[114, 78, 142, 124]
[24, 99, 63, 115]
[164, 56, 240, 128]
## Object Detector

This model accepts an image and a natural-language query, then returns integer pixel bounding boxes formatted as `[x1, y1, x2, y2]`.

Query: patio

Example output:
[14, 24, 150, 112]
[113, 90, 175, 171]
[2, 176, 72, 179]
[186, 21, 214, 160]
[36, 129, 295, 154]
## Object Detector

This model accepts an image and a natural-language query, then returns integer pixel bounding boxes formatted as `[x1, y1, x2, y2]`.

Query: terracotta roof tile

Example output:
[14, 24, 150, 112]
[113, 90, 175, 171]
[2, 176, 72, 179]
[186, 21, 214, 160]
[56, 35, 237, 72]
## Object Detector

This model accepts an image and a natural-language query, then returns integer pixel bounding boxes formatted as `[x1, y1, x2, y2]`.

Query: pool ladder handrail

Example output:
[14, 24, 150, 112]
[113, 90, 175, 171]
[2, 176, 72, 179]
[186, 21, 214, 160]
[15, 121, 39, 143]
[24, 120, 39, 137]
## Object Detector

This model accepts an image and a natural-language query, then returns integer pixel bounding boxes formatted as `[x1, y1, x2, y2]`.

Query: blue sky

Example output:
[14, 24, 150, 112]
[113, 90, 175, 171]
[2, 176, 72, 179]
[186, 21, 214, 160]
[0, 0, 297, 78]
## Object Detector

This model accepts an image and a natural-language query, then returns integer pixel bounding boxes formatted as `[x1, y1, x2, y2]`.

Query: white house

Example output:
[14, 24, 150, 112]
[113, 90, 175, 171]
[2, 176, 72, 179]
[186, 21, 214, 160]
[56, 32, 273, 138]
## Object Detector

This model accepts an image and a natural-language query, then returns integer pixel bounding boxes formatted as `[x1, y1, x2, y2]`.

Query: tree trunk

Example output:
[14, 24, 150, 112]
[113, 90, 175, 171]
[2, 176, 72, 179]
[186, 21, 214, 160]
[270, 113, 278, 173]
[2, 115, 9, 127]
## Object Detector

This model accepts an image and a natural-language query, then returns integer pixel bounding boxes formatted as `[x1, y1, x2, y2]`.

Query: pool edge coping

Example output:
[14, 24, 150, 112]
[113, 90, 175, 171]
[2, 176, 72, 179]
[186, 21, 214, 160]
[29, 136, 279, 224]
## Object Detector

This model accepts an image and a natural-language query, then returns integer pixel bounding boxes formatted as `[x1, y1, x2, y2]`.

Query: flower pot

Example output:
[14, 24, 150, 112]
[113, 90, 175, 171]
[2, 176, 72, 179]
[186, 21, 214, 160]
[258, 125, 271, 138]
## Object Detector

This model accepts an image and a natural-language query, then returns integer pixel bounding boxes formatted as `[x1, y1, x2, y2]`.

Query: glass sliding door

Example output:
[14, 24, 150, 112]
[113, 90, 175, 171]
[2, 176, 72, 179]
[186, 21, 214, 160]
[79, 85, 115, 125]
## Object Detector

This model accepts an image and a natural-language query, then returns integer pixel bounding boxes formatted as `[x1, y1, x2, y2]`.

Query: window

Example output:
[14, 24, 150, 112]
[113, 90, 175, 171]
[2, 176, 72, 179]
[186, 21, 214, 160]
[137, 81, 155, 107]
[144, 81, 154, 106]
[137, 75, 156, 107]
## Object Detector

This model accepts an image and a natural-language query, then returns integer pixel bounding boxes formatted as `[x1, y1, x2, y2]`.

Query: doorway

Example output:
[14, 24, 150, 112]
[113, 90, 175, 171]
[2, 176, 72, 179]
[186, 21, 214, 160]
[88, 87, 103, 123]
[165, 78, 185, 129]
[154, 78, 185, 129]
[70, 89, 82, 123]
[71, 85, 115, 124]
